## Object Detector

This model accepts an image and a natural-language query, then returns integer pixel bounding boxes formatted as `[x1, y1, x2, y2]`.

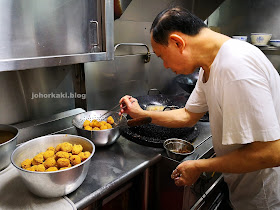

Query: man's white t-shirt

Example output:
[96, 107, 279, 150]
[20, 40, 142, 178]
[186, 39, 280, 209]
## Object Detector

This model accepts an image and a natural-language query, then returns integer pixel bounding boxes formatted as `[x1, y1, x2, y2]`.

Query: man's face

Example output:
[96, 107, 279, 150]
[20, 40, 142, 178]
[151, 35, 194, 75]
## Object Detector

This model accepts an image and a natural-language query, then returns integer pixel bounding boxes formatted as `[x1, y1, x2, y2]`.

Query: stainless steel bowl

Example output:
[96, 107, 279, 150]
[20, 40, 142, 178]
[0, 124, 19, 171]
[11, 134, 95, 198]
[72, 110, 125, 147]
[163, 138, 194, 161]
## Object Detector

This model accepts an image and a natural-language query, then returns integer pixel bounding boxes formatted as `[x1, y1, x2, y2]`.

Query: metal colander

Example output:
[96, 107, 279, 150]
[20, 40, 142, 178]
[72, 110, 126, 147]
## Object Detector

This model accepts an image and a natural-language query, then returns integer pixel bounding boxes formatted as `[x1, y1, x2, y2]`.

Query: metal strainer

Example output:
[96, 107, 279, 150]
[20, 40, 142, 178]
[72, 110, 152, 146]
[72, 110, 124, 147]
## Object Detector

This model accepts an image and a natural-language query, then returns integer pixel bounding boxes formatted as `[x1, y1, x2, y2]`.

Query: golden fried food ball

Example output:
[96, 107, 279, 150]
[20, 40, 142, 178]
[92, 127, 100, 131]
[84, 151, 91, 159]
[107, 116, 114, 124]
[45, 167, 58, 172]
[56, 151, 70, 159]
[60, 142, 73, 153]
[57, 158, 70, 168]
[31, 154, 44, 166]
[106, 123, 112, 129]
[21, 159, 32, 169]
[84, 125, 93, 131]
[78, 152, 86, 161]
[83, 120, 91, 127]
[94, 121, 101, 128]
[72, 144, 83, 155]
[26, 166, 37, 171]
[70, 155, 81, 166]
[100, 121, 107, 125]
[36, 164, 45, 172]
[89, 120, 98, 127]
[100, 125, 107, 130]
[43, 157, 56, 169]
[55, 143, 62, 153]
[43, 150, 55, 160]
[47, 146, 55, 152]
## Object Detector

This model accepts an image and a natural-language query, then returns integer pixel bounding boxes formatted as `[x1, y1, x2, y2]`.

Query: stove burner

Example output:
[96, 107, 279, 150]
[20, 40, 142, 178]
[121, 124, 200, 148]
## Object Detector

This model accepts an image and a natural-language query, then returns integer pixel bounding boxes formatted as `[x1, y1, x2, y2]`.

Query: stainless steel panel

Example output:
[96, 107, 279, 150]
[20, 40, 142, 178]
[0, 66, 75, 124]
[0, 0, 114, 72]
[84, 53, 182, 111]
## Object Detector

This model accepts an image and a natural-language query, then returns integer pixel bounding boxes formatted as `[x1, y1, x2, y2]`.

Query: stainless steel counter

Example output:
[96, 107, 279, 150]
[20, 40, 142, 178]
[67, 136, 163, 209]
[13, 109, 213, 210]
[65, 121, 213, 209]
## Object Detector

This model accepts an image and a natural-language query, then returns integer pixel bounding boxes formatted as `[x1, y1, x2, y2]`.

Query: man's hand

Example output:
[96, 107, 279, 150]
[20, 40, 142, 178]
[119, 95, 144, 118]
[171, 160, 202, 186]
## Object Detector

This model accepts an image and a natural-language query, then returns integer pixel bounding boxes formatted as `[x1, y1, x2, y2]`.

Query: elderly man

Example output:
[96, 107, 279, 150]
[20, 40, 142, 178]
[120, 6, 280, 209]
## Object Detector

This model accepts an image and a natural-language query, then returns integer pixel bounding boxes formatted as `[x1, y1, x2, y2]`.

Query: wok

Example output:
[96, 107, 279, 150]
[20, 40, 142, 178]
[121, 92, 200, 148]
[175, 69, 199, 93]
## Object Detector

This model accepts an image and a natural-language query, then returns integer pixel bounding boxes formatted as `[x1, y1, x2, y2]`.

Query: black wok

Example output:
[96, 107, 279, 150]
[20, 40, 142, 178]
[121, 92, 200, 148]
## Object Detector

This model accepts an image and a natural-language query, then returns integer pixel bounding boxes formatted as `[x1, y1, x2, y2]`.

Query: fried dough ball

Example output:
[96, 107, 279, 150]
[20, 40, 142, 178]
[70, 155, 81, 166]
[83, 120, 91, 127]
[94, 121, 101, 128]
[72, 144, 83, 155]
[106, 123, 112, 129]
[92, 127, 100, 131]
[43, 150, 55, 160]
[45, 167, 58, 172]
[36, 164, 45, 172]
[21, 159, 32, 169]
[84, 126, 93, 131]
[43, 157, 56, 169]
[47, 146, 55, 152]
[55, 143, 62, 153]
[60, 142, 73, 153]
[56, 151, 70, 159]
[107, 116, 114, 124]
[100, 125, 107, 130]
[78, 151, 91, 161]
[100, 121, 107, 125]
[84, 151, 91, 159]
[89, 120, 98, 127]
[26, 166, 37, 171]
[57, 158, 70, 168]
[78, 152, 86, 161]
[32, 153, 44, 165]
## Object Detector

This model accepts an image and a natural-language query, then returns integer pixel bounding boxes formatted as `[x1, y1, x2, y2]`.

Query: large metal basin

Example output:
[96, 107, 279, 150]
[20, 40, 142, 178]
[11, 134, 95, 198]
[0, 124, 19, 171]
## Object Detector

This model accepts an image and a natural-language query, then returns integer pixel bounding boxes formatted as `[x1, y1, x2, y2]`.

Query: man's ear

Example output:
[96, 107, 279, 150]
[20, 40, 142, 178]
[169, 34, 185, 52]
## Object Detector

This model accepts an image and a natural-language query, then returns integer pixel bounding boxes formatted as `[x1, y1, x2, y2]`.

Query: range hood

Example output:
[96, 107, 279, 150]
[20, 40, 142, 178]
[115, 0, 226, 22]
[192, 0, 226, 20]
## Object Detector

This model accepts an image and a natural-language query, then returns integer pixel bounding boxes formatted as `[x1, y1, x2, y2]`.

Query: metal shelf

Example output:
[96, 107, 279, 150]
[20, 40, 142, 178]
[257, 46, 280, 55]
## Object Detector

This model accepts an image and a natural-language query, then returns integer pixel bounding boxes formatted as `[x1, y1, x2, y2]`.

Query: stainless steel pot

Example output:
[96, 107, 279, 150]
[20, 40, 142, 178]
[0, 124, 19, 171]
[11, 134, 95, 198]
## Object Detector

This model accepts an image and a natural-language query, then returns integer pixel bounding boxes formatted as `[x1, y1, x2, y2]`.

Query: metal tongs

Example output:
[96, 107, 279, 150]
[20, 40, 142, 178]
[99, 99, 135, 118]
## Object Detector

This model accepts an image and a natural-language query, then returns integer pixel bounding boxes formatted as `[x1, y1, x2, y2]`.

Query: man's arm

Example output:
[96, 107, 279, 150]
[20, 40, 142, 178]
[173, 140, 280, 186]
[120, 95, 205, 128]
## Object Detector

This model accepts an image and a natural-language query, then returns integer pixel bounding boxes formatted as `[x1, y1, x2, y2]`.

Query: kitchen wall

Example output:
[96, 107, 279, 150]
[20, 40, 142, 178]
[2, 0, 279, 124]
[207, 0, 280, 72]
[0, 65, 80, 124]
[85, 0, 195, 110]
